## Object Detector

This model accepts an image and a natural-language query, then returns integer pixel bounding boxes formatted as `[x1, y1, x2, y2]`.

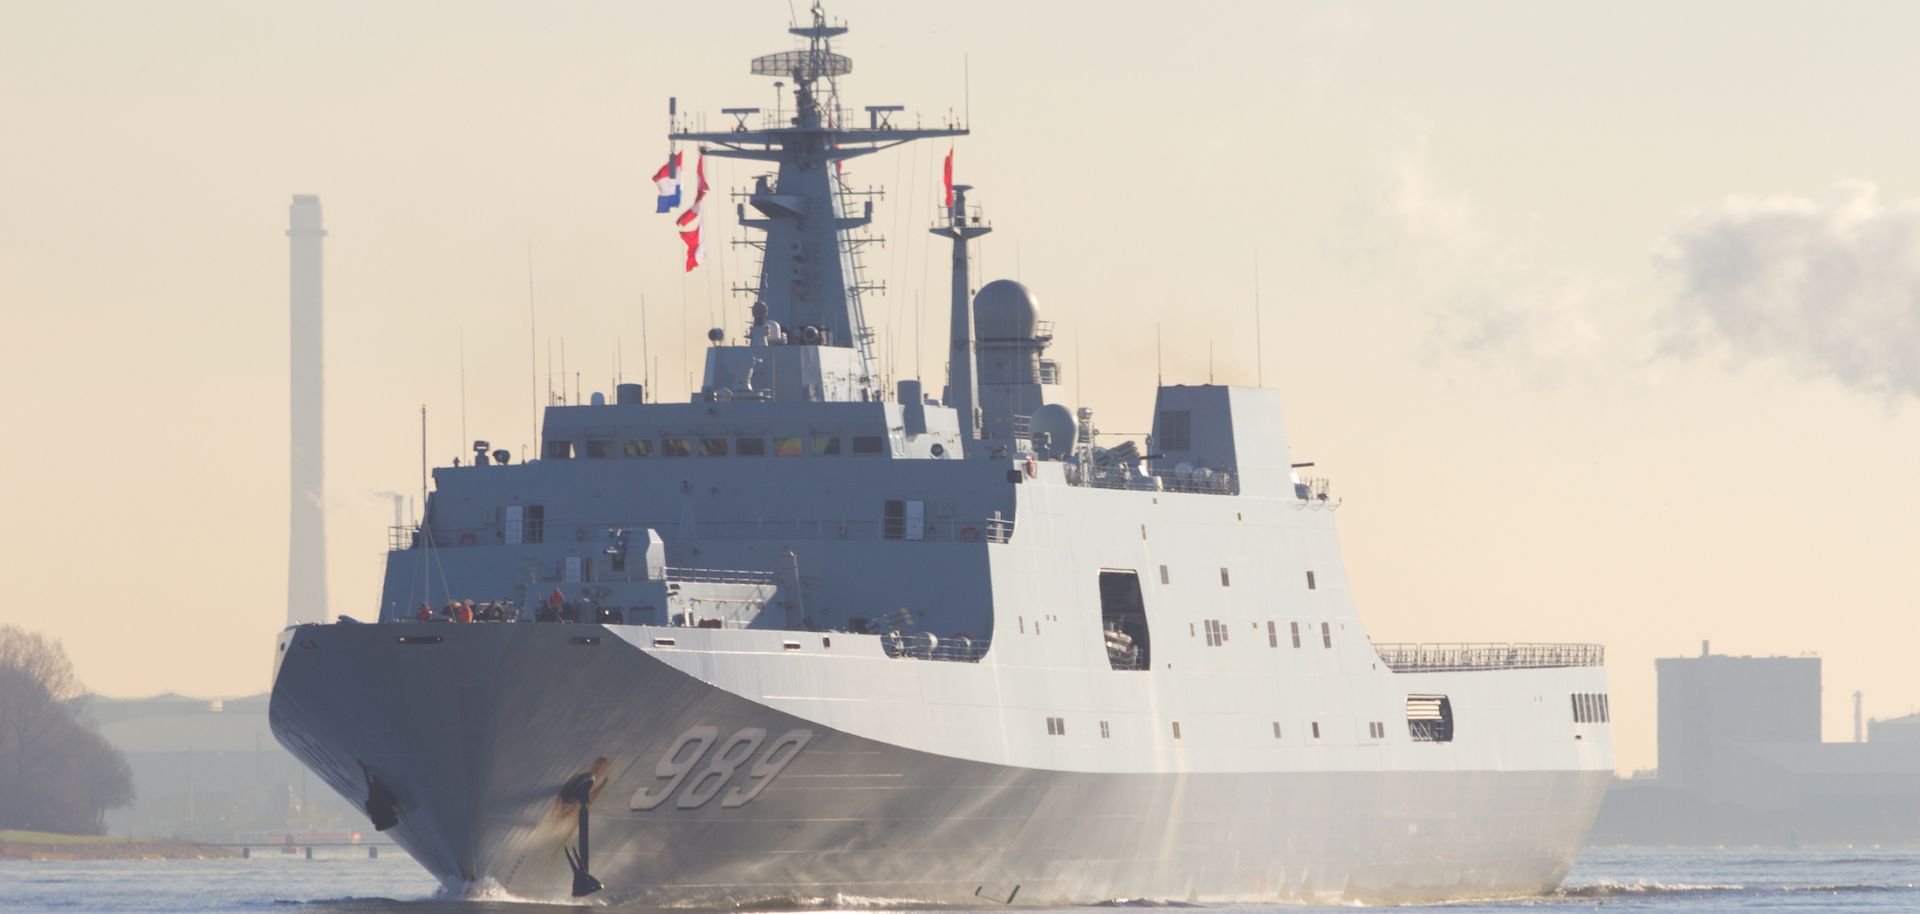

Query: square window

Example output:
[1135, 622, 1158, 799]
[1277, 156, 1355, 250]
[852, 435, 885, 454]
[1321, 622, 1332, 649]
[810, 435, 841, 456]
[1219, 567, 1231, 586]
[1159, 565, 1170, 585]
[1306, 570, 1317, 590]
[1056, 717, 1066, 736]
[623, 439, 652, 458]
[1272, 722, 1281, 739]
[1171, 721, 1182, 740]
[736, 437, 766, 456]
[773, 436, 804, 457]
[661, 438, 691, 457]
[1045, 717, 1056, 735]
[699, 437, 729, 457]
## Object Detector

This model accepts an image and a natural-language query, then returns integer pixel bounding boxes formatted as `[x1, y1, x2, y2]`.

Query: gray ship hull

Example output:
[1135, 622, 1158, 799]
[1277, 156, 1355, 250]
[271, 622, 1608, 906]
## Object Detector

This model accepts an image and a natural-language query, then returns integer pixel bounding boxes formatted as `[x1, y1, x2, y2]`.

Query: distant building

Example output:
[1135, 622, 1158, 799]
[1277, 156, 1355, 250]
[80, 693, 359, 838]
[1592, 644, 1920, 845]
[1870, 713, 1920, 744]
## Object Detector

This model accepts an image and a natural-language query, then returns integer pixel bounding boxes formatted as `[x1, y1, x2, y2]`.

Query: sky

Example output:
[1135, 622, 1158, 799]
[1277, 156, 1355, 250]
[2, 0, 1918, 774]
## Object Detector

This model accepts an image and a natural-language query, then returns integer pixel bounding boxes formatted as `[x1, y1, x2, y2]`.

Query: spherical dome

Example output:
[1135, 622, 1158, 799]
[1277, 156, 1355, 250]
[1031, 402, 1078, 454]
[973, 279, 1039, 340]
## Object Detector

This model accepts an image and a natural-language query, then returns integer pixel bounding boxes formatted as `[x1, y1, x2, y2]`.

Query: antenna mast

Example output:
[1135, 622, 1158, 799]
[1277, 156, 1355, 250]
[673, 2, 965, 400]
[932, 181, 990, 446]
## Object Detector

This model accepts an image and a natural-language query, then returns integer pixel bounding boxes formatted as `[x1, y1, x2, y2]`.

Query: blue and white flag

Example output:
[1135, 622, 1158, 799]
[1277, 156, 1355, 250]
[652, 151, 682, 213]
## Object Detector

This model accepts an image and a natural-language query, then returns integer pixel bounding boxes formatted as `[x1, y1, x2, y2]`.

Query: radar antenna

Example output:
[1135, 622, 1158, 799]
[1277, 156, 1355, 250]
[674, 2, 965, 398]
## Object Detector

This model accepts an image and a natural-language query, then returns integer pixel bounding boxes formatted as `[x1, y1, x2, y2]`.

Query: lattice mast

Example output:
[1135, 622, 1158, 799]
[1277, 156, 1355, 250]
[674, 2, 964, 392]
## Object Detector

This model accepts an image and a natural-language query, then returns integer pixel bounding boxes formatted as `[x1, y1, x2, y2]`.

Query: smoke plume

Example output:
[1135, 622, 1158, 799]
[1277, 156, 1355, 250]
[1662, 182, 1920, 401]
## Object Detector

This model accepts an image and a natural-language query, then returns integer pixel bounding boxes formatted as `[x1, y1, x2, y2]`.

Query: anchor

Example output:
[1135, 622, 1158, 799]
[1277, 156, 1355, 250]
[360, 762, 399, 831]
[560, 772, 603, 897]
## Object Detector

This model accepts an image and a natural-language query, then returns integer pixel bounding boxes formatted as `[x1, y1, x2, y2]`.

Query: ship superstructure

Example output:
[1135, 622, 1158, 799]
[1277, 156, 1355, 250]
[269, 5, 1613, 905]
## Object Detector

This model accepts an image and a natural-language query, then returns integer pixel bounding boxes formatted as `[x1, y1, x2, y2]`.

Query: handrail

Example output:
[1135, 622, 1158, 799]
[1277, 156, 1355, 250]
[667, 566, 778, 585]
[879, 632, 988, 663]
[391, 516, 1015, 551]
[1373, 642, 1605, 672]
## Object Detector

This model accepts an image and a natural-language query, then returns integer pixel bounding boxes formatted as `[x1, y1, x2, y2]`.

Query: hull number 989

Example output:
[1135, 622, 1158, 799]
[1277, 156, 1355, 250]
[628, 726, 813, 811]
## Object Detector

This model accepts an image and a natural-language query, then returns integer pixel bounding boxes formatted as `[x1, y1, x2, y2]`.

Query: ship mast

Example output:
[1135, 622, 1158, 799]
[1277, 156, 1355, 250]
[674, 2, 964, 396]
[932, 184, 990, 444]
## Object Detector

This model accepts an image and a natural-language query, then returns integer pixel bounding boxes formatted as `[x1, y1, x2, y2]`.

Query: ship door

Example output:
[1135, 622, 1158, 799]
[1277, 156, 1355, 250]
[905, 500, 925, 541]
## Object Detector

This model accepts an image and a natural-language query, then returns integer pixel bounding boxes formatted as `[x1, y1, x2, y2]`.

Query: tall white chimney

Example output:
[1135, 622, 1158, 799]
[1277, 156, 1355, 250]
[287, 195, 328, 626]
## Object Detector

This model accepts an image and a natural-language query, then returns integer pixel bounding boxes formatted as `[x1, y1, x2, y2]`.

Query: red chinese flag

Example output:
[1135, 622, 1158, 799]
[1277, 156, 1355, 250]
[942, 148, 954, 207]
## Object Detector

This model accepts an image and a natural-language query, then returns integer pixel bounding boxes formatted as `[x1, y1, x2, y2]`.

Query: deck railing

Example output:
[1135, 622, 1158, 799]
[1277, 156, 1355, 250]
[390, 516, 1015, 552]
[1373, 642, 1605, 672]
[879, 632, 989, 663]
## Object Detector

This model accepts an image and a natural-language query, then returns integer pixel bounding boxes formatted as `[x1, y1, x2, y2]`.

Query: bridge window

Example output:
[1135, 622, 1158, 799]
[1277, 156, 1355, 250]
[1219, 567, 1231, 586]
[623, 439, 652, 458]
[544, 440, 572, 460]
[585, 440, 613, 459]
[1267, 620, 1278, 647]
[1098, 570, 1151, 671]
[1291, 621, 1302, 648]
[810, 435, 841, 456]
[661, 438, 691, 457]
[736, 437, 766, 456]
[852, 435, 885, 454]
[699, 437, 729, 457]
[1311, 721, 1321, 739]
[1321, 622, 1332, 648]
[1306, 570, 1317, 589]
[1100, 720, 1111, 739]
[773, 436, 804, 457]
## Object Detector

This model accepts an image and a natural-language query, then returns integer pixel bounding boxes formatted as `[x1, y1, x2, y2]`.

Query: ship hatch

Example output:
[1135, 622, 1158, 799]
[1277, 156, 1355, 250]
[1406, 694, 1454, 742]
[1098, 570, 1151, 671]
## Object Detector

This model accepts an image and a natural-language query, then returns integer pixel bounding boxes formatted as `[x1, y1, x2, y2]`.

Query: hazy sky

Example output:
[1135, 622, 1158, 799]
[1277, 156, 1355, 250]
[3, 1, 1917, 774]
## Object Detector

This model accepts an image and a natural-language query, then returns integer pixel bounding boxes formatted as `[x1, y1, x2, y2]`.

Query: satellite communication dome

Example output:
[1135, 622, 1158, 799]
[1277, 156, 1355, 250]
[973, 279, 1039, 339]
[1031, 403, 1078, 456]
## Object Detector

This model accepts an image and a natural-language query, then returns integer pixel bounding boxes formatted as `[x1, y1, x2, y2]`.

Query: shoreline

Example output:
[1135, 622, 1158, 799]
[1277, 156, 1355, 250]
[0, 831, 240, 861]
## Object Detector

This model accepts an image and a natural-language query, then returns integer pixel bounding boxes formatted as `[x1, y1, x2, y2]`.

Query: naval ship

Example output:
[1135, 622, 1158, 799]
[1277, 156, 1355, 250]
[270, 6, 1614, 905]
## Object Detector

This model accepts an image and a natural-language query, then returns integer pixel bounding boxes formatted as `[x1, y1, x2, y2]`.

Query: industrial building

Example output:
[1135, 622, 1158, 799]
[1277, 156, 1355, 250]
[1593, 643, 1920, 845]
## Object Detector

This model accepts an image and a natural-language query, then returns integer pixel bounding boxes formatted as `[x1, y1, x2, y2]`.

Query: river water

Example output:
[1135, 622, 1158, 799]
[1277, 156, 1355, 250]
[1, 846, 1915, 913]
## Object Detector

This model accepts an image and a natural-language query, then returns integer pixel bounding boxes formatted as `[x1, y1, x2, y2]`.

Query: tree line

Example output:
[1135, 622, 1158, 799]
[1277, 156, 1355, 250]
[0, 625, 133, 834]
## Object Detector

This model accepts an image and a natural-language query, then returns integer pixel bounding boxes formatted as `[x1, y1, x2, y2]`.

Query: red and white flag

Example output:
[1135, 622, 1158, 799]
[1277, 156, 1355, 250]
[942, 147, 954, 208]
[677, 153, 708, 272]
[676, 203, 702, 272]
